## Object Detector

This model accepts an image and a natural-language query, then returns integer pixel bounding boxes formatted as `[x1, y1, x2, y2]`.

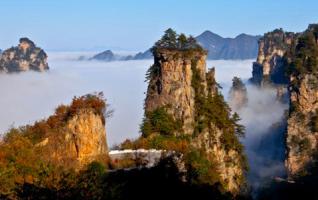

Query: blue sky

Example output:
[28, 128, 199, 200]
[0, 0, 317, 51]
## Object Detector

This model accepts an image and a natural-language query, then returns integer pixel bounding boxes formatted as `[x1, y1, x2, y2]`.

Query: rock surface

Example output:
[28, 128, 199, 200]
[145, 49, 206, 135]
[144, 47, 246, 193]
[251, 25, 318, 177]
[286, 74, 318, 175]
[36, 94, 108, 169]
[250, 29, 295, 85]
[0, 38, 49, 72]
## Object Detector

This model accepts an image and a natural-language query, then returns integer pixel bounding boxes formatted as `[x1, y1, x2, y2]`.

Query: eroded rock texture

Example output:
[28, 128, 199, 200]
[35, 94, 108, 170]
[0, 38, 49, 72]
[251, 29, 295, 86]
[144, 47, 246, 193]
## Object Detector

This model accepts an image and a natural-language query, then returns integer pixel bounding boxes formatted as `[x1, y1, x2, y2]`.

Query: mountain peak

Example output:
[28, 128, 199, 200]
[195, 30, 260, 59]
[197, 30, 223, 40]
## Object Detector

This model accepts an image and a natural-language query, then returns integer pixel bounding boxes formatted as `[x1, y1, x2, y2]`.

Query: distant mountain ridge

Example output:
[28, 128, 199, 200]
[87, 30, 260, 62]
[196, 31, 261, 60]
[86, 49, 152, 62]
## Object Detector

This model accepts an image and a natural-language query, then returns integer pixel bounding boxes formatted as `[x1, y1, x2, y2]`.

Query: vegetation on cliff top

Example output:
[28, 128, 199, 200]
[152, 28, 205, 53]
[145, 28, 206, 82]
[0, 93, 109, 198]
[138, 29, 248, 194]
[288, 24, 318, 78]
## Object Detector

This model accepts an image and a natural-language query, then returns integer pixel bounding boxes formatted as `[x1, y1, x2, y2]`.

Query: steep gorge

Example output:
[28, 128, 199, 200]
[250, 24, 318, 180]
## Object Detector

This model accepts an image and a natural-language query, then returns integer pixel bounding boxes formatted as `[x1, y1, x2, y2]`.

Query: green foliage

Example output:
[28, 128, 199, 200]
[76, 162, 106, 199]
[185, 149, 220, 186]
[146, 29, 206, 82]
[289, 28, 318, 77]
[191, 59, 208, 135]
[154, 28, 178, 49]
[232, 112, 245, 138]
[0, 93, 109, 198]
[152, 28, 204, 53]
[145, 63, 160, 82]
[119, 135, 191, 154]
[140, 106, 182, 137]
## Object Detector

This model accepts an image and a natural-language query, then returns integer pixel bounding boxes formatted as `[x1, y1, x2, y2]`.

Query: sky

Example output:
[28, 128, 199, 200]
[0, 0, 317, 51]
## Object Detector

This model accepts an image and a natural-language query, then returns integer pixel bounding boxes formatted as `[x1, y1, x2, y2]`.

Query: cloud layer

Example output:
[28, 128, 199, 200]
[0, 55, 254, 147]
[0, 55, 287, 191]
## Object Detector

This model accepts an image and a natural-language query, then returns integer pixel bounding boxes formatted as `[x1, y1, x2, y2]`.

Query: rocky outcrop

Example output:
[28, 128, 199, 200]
[35, 94, 108, 169]
[43, 109, 108, 169]
[250, 29, 295, 85]
[286, 74, 318, 176]
[229, 77, 248, 110]
[0, 38, 49, 72]
[144, 43, 246, 193]
[284, 25, 318, 177]
[252, 25, 318, 178]
[145, 49, 206, 136]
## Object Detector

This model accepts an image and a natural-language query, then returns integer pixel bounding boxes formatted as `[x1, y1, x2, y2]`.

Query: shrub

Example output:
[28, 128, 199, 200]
[140, 106, 182, 137]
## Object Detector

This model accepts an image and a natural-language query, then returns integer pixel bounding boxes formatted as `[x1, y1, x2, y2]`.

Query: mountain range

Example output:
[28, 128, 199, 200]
[87, 31, 260, 61]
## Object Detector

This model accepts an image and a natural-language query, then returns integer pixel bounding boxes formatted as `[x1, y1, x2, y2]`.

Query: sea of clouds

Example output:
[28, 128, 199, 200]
[0, 53, 254, 146]
[0, 54, 287, 189]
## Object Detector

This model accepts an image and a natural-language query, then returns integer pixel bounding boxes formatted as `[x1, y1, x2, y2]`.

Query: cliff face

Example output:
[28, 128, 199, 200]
[0, 38, 49, 73]
[24, 94, 108, 170]
[286, 75, 318, 175]
[145, 49, 206, 136]
[252, 25, 318, 177]
[39, 95, 108, 169]
[40, 109, 108, 169]
[251, 29, 295, 85]
[144, 46, 246, 193]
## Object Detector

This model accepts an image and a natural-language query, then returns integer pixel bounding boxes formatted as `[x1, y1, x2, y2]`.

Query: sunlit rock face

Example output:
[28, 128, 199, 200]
[144, 48, 246, 193]
[286, 74, 318, 176]
[0, 38, 49, 72]
[38, 110, 108, 170]
[251, 29, 295, 86]
[284, 25, 318, 177]
[145, 49, 208, 136]
[251, 24, 318, 178]
[35, 95, 109, 170]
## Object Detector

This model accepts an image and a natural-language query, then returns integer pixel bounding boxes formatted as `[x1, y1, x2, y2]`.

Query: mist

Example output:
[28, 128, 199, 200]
[0, 56, 253, 146]
[0, 53, 151, 146]
[237, 85, 288, 191]
[0, 56, 288, 189]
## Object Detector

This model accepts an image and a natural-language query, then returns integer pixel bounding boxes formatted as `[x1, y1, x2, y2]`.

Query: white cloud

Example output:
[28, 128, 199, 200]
[0, 56, 288, 189]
